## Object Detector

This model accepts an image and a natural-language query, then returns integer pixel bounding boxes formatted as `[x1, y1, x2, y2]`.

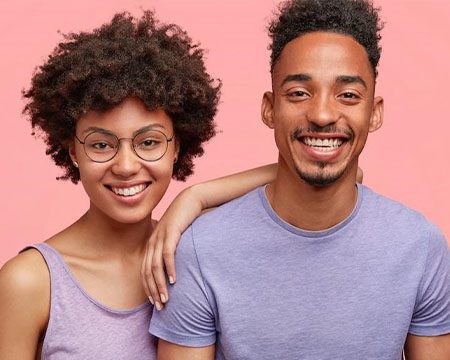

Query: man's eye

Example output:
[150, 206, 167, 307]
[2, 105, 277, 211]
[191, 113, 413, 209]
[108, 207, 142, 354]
[341, 92, 358, 99]
[288, 90, 309, 98]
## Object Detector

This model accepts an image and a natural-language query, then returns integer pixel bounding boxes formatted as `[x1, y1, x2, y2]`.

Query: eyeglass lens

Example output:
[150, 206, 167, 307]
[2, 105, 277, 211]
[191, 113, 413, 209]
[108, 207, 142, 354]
[82, 130, 170, 162]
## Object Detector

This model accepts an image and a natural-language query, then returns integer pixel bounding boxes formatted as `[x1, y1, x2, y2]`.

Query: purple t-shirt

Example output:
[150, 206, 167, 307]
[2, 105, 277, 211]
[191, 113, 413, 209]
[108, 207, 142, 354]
[150, 185, 450, 359]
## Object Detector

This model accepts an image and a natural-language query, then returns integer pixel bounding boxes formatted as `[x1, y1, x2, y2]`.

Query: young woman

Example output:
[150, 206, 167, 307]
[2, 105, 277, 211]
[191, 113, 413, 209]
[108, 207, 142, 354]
[0, 12, 276, 359]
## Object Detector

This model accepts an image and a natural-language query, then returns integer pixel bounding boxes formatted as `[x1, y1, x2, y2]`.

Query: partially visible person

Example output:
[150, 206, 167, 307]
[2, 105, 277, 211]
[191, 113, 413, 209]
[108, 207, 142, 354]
[0, 11, 278, 359]
[149, 0, 450, 359]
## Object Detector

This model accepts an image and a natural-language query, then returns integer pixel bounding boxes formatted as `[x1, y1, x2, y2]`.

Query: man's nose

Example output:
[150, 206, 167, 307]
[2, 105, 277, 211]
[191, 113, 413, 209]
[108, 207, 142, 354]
[305, 94, 339, 128]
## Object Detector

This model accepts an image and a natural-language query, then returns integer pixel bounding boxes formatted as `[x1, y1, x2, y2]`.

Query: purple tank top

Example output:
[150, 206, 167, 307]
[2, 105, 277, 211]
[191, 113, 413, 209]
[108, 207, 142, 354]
[30, 243, 157, 359]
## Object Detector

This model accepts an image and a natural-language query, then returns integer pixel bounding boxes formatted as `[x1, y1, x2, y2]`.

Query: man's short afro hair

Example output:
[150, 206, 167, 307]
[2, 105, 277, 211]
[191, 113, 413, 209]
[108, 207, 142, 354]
[23, 11, 221, 183]
[268, 0, 384, 77]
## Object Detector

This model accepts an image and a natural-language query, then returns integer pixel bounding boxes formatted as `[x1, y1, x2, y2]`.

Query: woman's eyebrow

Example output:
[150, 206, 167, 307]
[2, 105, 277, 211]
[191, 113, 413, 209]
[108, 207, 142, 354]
[133, 124, 166, 136]
[80, 124, 167, 136]
[81, 126, 113, 135]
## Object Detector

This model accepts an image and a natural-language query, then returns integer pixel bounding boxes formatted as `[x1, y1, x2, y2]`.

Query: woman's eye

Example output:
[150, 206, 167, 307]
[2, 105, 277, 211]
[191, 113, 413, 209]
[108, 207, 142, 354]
[93, 142, 110, 150]
[140, 139, 160, 148]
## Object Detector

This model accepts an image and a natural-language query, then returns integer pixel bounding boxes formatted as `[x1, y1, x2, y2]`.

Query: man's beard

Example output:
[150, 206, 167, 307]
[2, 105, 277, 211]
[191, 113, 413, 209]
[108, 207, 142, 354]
[294, 161, 346, 187]
[290, 125, 352, 187]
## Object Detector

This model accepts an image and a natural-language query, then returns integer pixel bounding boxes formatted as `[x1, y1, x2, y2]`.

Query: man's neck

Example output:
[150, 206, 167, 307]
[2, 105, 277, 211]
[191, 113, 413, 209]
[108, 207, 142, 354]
[266, 163, 359, 231]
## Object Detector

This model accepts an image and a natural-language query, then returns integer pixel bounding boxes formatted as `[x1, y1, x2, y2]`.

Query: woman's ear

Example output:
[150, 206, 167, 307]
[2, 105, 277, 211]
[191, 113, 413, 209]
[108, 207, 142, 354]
[67, 140, 79, 168]
[173, 138, 180, 163]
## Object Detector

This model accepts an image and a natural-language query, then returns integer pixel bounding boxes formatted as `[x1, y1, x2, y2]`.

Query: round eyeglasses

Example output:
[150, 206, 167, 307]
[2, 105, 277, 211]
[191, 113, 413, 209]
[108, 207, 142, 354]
[75, 129, 174, 163]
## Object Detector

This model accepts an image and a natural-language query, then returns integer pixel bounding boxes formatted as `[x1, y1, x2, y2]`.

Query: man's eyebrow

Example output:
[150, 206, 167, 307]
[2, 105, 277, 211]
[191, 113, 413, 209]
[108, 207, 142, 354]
[336, 75, 367, 89]
[281, 73, 312, 86]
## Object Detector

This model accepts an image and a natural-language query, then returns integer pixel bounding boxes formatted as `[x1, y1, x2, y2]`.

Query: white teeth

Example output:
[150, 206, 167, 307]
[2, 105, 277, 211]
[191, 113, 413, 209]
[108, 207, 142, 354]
[303, 137, 343, 149]
[111, 184, 147, 197]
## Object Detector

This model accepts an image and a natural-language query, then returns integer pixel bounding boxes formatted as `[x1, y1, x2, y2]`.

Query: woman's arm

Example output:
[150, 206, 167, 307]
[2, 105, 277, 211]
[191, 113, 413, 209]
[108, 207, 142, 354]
[142, 164, 364, 308]
[0, 250, 49, 359]
[141, 163, 277, 308]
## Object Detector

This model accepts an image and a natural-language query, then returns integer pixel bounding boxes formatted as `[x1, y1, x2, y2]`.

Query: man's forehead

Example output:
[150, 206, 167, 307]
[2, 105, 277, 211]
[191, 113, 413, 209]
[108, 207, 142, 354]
[272, 31, 374, 85]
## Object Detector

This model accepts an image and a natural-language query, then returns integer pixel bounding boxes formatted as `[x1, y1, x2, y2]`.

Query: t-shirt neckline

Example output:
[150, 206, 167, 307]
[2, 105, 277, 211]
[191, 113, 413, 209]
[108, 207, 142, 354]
[258, 183, 364, 238]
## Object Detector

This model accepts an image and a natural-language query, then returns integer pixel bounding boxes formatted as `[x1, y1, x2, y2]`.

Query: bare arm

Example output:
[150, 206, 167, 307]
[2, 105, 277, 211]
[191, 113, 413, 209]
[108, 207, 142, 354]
[404, 333, 450, 360]
[157, 339, 215, 360]
[142, 164, 364, 307]
[0, 250, 49, 360]
[142, 163, 277, 307]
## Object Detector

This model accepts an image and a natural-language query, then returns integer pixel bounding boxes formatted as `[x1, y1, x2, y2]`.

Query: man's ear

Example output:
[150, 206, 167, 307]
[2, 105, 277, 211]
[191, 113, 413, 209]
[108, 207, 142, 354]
[261, 91, 275, 129]
[369, 96, 384, 133]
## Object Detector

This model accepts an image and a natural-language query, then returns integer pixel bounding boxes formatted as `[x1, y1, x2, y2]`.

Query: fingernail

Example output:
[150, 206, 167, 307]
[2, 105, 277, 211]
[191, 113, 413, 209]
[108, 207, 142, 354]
[148, 297, 154, 305]
[169, 276, 175, 284]
[160, 293, 167, 303]
[155, 302, 162, 311]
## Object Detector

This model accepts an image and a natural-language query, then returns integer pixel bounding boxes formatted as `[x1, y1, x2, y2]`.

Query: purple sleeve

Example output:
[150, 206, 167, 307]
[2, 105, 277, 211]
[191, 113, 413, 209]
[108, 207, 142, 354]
[149, 226, 216, 347]
[409, 226, 450, 336]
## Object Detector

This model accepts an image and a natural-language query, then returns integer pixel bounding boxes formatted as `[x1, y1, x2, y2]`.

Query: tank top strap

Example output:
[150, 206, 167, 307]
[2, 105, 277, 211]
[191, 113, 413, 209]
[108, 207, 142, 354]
[21, 243, 156, 359]
[23, 243, 74, 292]
[22, 243, 79, 303]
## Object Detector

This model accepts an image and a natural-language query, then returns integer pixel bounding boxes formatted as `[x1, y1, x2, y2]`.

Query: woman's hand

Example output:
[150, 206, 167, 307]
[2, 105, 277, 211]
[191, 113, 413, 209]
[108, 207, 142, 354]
[141, 187, 202, 310]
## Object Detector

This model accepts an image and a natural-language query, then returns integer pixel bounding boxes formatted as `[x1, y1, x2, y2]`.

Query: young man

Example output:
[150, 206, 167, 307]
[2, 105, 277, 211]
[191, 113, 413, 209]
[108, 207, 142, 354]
[149, 0, 450, 358]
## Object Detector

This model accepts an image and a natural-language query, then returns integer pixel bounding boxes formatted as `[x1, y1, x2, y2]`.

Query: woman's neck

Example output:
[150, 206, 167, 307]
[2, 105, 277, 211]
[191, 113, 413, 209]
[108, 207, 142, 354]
[69, 207, 154, 259]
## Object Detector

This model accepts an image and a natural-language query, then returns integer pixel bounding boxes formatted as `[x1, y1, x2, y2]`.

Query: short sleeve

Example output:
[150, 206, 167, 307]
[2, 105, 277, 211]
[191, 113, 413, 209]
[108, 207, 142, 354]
[149, 226, 216, 347]
[409, 226, 450, 336]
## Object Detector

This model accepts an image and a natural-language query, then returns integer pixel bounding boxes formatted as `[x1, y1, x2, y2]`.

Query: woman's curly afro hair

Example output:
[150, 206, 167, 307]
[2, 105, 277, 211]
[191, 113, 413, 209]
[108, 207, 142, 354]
[268, 0, 384, 77]
[23, 11, 221, 183]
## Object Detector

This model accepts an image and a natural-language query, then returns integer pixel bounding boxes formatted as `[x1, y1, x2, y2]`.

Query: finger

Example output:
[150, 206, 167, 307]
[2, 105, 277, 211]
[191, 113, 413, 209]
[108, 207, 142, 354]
[162, 235, 178, 285]
[140, 241, 152, 300]
[152, 236, 169, 304]
[147, 271, 163, 311]
[146, 245, 163, 310]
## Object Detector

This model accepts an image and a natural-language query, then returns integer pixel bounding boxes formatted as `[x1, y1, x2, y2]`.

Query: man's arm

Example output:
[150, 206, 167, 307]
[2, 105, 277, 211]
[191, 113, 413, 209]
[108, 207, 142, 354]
[404, 334, 450, 360]
[405, 226, 450, 359]
[158, 340, 214, 360]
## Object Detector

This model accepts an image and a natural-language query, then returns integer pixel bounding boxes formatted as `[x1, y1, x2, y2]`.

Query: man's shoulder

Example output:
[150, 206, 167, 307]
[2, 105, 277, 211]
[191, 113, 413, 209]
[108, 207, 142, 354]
[194, 187, 263, 229]
[361, 185, 444, 239]
[177, 187, 266, 256]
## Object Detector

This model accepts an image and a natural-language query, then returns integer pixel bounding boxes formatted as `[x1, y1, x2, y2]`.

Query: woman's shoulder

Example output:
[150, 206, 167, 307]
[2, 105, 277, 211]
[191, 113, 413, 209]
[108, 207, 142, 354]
[0, 248, 50, 353]
[0, 247, 50, 304]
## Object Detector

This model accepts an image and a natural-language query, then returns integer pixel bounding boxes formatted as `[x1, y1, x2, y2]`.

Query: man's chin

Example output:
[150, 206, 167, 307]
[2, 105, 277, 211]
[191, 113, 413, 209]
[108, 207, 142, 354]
[295, 167, 345, 187]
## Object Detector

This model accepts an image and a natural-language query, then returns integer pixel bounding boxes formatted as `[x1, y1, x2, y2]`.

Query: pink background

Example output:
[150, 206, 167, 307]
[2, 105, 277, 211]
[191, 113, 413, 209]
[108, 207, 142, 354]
[1, 0, 449, 266]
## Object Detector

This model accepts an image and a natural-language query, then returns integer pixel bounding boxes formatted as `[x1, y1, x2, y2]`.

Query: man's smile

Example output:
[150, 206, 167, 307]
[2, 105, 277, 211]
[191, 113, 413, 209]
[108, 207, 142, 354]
[301, 137, 345, 152]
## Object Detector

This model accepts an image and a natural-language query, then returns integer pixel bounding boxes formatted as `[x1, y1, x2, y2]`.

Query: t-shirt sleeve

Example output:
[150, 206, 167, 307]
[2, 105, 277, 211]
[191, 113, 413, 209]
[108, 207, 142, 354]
[149, 225, 216, 347]
[408, 226, 450, 336]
